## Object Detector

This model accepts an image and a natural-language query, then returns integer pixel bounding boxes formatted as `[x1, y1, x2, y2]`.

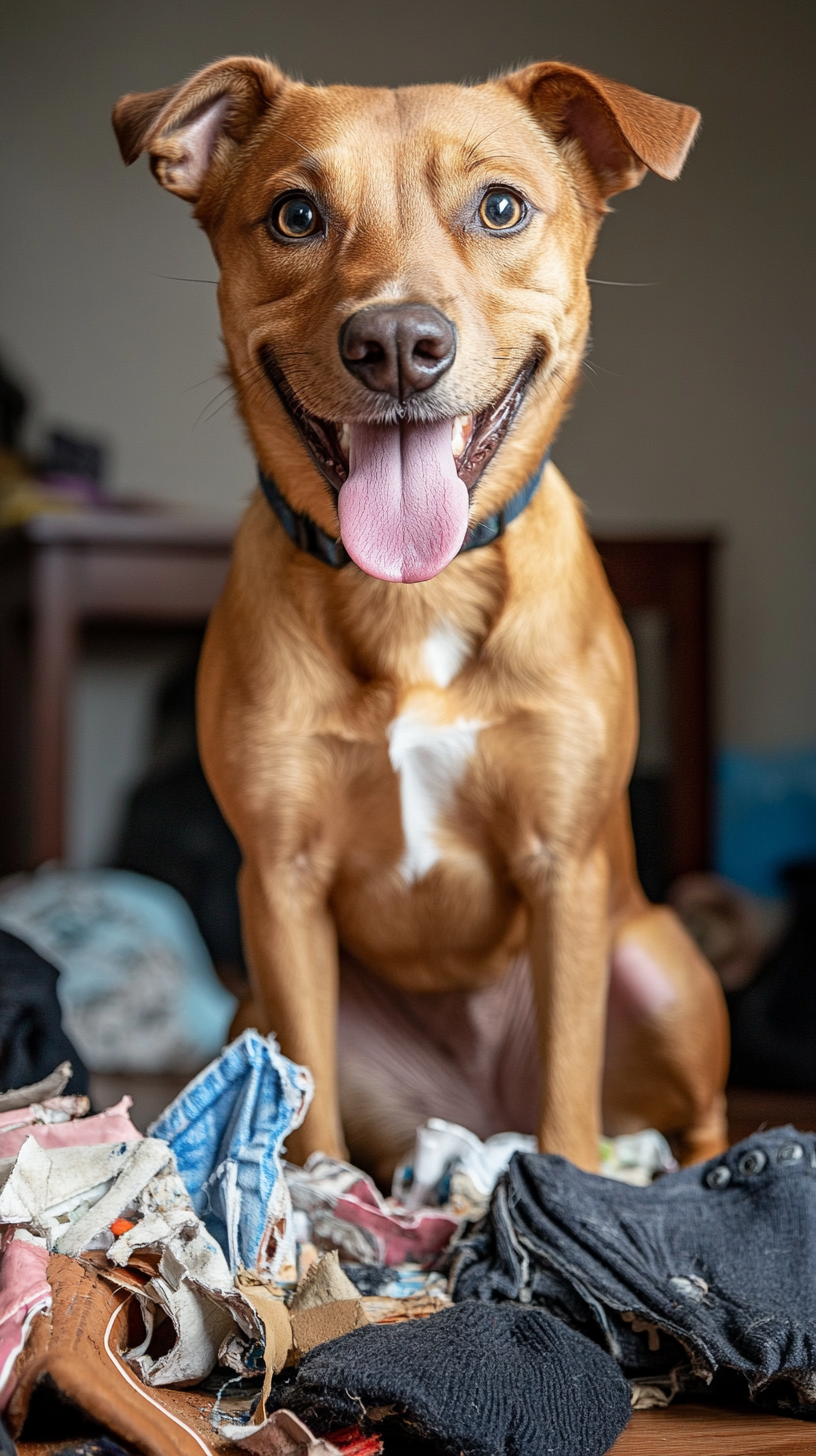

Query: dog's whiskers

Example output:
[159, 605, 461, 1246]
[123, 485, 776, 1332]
[154, 273, 218, 285]
[587, 278, 658, 287]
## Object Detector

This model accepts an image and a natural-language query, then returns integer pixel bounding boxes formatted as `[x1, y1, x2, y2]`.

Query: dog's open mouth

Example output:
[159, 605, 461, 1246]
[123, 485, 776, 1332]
[261, 350, 536, 583]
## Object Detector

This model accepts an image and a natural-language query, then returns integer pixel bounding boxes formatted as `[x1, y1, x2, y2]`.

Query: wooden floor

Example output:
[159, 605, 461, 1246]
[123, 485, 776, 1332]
[612, 1403, 815, 1454]
[16, 1401, 816, 1456]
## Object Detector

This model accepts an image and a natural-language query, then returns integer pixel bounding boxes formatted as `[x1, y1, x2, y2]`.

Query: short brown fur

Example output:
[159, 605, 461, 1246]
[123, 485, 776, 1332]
[115, 58, 728, 1175]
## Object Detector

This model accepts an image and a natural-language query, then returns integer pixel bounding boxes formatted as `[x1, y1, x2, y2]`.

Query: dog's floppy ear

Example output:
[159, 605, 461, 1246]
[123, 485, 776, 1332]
[505, 62, 700, 202]
[112, 56, 285, 203]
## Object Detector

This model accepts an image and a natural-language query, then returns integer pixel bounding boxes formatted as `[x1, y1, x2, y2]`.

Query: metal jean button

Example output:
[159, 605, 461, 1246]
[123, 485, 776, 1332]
[777, 1142, 804, 1164]
[705, 1165, 731, 1189]
[737, 1149, 767, 1175]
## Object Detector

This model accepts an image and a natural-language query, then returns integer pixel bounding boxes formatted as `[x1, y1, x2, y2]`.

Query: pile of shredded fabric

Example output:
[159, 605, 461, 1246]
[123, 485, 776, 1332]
[0, 1032, 814, 1456]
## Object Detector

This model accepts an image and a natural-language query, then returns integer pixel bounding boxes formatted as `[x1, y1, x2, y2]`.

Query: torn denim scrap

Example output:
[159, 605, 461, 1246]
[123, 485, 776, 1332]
[450, 1126, 816, 1418]
[150, 1030, 313, 1281]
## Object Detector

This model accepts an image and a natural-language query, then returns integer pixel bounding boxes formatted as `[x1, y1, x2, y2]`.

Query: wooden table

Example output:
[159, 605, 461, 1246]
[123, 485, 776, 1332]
[0, 512, 714, 885]
[14, 1401, 816, 1456]
[612, 1403, 815, 1453]
[0, 510, 234, 872]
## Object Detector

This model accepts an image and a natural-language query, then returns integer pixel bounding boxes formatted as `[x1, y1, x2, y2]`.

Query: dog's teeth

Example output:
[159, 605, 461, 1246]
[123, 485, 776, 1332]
[339, 423, 351, 457]
[451, 415, 471, 458]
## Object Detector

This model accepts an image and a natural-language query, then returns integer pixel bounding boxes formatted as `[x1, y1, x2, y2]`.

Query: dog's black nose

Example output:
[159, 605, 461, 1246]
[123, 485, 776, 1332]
[339, 304, 456, 399]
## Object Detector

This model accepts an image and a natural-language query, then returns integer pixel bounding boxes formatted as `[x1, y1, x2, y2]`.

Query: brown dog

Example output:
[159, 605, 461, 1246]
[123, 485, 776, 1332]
[114, 57, 729, 1180]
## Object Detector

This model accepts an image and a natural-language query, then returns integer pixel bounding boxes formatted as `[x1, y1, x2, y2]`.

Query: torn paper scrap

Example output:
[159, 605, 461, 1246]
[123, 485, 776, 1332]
[290, 1251, 360, 1311]
[289, 1251, 370, 1355]
[150, 1030, 313, 1281]
[233, 1269, 293, 1418]
[125, 1237, 238, 1388]
[0, 1091, 88, 1133]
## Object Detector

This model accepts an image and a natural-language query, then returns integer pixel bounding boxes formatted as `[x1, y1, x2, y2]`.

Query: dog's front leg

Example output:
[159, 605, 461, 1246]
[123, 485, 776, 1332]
[239, 857, 347, 1164]
[526, 843, 611, 1172]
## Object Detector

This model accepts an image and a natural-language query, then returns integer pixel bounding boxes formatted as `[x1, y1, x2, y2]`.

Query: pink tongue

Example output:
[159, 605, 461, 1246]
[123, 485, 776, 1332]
[338, 419, 468, 583]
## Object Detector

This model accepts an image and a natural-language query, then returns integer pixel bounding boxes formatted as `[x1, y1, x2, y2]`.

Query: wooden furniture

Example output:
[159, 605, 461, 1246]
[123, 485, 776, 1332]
[612, 1402, 816, 1453]
[595, 536, 714, 887]
[0, 514, 713, 882]
[0, 511, 233, 872]
[14, 1398, 815, 1456]
[13, 1403, 816, 1456]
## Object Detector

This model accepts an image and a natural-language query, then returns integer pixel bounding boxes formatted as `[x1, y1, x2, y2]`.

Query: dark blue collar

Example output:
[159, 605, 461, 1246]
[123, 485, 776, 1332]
[257, 451, 549, 570]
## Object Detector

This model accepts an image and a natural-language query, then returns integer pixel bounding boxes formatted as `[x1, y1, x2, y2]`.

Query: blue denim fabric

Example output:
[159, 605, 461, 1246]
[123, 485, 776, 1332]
[149, 1029, 312, 1275]
[451, 1127, 816, 1418]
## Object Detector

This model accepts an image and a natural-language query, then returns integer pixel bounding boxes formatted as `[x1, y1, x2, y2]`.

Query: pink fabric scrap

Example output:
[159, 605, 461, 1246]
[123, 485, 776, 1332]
[0, 1231, 50, 1410]
[332, 1179, 458, 1266]
[0, 1096, 142, 1161]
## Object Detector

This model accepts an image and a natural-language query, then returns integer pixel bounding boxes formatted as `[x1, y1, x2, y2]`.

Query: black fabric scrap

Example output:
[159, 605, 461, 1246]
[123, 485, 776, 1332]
[451, 1128, 816, 1418]
[278, 1301, 632, 1456]
[339, 1264, 403, 1295]
[0, 929, 88, 1096]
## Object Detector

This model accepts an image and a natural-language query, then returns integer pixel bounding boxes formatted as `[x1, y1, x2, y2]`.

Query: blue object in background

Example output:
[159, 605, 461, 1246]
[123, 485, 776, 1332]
[716, 748, 816, 896]
[150, 1029, 313, 1279]
[0, 869, 236, 1074]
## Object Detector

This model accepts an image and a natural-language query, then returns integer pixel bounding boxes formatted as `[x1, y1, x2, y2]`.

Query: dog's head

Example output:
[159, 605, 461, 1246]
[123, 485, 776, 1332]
[114, 61, 698, 583]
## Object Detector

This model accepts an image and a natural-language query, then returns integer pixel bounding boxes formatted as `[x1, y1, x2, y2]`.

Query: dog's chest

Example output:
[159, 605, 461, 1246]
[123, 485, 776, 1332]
[382, 621, 488, 884]
[386, 709, 486, 881]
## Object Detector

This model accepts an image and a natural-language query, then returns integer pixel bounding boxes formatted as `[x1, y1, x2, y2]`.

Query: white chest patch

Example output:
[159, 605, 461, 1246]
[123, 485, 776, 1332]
[387, 710, 485, 882]
[422, 621, 471, 688]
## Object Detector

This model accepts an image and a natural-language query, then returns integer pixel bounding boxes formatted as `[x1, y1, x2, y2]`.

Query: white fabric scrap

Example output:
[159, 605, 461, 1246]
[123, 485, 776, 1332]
[0, 1134, 174, 1253]
[394, 1119, 537, 1209]
[106, 1177, 263, 1386]
[395, 1118, 678, 1207]
[218, 1407, 342, 1455]
[599, 1130, 677, 1186]
[127, 1238, 238, 1388]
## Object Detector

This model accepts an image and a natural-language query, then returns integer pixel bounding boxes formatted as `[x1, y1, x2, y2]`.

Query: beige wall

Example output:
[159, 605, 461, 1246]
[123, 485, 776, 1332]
[1, 0, 813, 753]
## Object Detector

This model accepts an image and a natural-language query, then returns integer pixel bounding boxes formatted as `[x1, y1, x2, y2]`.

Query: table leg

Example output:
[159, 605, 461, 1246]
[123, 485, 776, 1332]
[30, 545, 77, 866]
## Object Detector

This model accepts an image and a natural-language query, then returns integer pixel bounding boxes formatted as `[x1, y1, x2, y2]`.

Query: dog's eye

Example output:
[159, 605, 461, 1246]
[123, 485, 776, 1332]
[268, 193, 321, 240]
[479, 190, 524, 231]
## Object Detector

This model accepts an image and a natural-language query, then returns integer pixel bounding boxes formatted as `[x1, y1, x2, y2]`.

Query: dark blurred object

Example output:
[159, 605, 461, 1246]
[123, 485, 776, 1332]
[0, 360, 27, 451]
[39, 428, 107, 508]
[670, 872, 787, 993]
[629, 775, 671, 906]
[41, 429, 105, 487]
[728, 860, 816, 1090]
[114, 648, 246, 985]
[0, 928, 89, 1096]
[596, 538, 715, 902]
